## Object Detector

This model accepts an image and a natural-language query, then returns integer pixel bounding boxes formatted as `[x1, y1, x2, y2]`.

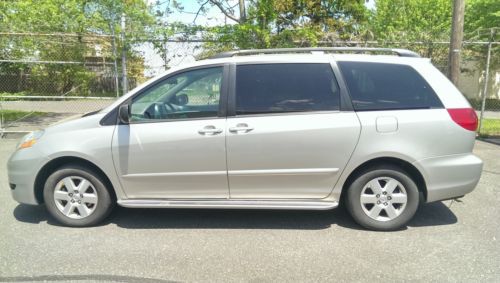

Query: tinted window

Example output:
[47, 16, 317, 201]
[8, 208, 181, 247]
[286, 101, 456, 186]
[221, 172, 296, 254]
[337, 62, 443, 111]
[130, 67, 222, 121]
[235, 64, 340, 115]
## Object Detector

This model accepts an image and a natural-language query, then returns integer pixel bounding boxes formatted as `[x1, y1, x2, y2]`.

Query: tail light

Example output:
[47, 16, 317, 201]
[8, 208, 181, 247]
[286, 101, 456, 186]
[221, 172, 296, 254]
[447, 108, 478, 131]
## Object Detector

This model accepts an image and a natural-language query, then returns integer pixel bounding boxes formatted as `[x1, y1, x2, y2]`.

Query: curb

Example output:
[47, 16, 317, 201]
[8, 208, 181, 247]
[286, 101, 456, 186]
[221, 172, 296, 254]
[477, 137, 500, 146]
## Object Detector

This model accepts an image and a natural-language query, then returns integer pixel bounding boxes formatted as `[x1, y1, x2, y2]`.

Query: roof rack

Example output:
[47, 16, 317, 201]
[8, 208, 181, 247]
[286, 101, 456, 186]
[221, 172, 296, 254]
[209, 47, 421, 59]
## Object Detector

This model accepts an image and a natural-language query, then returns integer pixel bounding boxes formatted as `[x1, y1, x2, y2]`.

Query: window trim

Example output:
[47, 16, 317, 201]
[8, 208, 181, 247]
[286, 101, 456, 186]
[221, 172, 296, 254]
[330, 61, 354, 112]
[227, 62, 348, 117]
[107, 63, 229, 125]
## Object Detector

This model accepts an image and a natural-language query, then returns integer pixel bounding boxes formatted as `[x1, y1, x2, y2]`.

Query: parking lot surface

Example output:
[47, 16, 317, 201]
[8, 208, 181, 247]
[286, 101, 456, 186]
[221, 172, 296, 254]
[0, 138, 499, 282]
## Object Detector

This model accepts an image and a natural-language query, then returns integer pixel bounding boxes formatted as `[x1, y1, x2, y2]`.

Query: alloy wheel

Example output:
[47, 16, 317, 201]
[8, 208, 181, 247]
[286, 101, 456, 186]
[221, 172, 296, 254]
[53, 176, 98, 219]
[359, 177, 408, 221]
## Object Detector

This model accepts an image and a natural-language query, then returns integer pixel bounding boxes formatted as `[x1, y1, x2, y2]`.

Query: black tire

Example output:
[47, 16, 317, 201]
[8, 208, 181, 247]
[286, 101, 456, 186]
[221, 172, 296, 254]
[43, 164, 114, 227]
[345, 165, 419, 231]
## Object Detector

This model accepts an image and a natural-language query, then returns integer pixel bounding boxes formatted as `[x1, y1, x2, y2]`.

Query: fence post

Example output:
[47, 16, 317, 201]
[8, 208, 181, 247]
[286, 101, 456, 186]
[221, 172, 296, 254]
[0, 102, 4, 138]
[121, 13, 128, 95]
[109, 21, 120, 98]
[478, 28, 494, 135]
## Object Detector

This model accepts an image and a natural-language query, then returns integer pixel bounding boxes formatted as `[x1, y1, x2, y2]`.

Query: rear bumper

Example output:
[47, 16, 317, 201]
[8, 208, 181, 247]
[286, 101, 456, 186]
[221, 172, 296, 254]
[414, 153, 483, 202]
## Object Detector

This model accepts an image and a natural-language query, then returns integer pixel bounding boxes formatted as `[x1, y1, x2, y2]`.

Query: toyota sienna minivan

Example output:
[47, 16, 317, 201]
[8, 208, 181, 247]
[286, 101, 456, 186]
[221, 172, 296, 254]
[7, 47, 483, 230]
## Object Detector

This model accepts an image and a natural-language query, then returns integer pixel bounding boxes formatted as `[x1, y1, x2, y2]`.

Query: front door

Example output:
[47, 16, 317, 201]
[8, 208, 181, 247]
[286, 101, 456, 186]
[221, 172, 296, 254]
[112, 66, 229, 199]
[226, 63, 360, 199]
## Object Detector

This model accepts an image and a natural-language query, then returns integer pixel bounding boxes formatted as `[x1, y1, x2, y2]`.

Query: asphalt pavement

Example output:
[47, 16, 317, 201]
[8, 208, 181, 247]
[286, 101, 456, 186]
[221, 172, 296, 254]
[0, 138, 499, 282]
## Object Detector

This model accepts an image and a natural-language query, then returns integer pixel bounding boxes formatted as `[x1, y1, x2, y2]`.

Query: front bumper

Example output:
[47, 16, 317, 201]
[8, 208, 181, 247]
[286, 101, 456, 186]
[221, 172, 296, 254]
[7, 147, 48, 205]
[414, 153, 483, 202]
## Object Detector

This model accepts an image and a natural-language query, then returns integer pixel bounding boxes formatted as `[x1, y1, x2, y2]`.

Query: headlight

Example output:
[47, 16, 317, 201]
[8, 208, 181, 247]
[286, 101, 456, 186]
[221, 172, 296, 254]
[18, 130, 44, 150]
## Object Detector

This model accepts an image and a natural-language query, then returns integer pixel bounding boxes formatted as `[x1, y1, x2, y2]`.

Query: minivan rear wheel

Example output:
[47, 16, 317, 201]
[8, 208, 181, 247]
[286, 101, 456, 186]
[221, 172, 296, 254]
[345, 165, 419, 231]
[43, 165, 114, 227]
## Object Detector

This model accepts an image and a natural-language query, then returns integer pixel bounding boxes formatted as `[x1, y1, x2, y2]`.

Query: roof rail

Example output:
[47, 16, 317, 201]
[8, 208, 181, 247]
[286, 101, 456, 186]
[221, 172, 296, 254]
[209, 47, 421, 59]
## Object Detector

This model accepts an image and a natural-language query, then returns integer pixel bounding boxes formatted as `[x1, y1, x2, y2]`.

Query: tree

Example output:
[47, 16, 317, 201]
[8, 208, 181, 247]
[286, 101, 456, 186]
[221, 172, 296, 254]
[464, 0, 500, 89]
[368, 0, 452, 65]
[0, 0, 155, 95]
[193, 0, 368, 56]
[205, 0, 247, 23]
[465, 0, 500, 35]
[370, 0, 452, 42]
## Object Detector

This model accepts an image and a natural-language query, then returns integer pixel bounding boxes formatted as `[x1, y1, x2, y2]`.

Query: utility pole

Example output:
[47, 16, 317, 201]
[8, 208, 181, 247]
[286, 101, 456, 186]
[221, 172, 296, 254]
[121, 13, 128, 95]
[478, 28, 495, 134]
[448, 0, 465, 86]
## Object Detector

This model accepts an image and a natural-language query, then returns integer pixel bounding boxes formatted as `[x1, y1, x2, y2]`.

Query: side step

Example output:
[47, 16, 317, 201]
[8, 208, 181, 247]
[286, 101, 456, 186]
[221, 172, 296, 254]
[118, 199, 338, 210]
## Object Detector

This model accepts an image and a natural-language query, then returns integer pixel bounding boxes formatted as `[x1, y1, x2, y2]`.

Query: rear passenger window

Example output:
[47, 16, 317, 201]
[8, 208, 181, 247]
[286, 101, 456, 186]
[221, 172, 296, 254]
[337, 62, 443, 111]
[235, 64, 340, 115]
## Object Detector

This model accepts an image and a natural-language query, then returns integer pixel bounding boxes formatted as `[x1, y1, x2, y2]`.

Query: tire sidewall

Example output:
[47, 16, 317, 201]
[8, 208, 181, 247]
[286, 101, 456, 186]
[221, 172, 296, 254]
[346, 166, 420, 231]
[43, 166, 113, 227]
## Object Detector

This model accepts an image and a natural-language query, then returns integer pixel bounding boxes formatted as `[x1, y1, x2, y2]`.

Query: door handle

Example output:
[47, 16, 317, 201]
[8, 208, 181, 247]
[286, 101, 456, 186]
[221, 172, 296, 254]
[198, 126, 223, 135]
[229, 123, 254, 133]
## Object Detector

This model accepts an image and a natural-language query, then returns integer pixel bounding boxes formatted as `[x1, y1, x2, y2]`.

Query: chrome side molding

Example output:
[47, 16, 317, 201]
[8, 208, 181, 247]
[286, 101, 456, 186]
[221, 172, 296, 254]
[118, 199, 338, 210]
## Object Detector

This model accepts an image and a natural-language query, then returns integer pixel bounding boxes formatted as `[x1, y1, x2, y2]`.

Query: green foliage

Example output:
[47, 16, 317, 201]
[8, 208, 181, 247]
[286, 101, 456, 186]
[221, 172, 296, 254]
[199, 0, 368, 56]
[0, 0, 155, 96]
[1, 0, 498, 81]
[465, 0, 500, 35]
[369, 0, 451, 42]
[195, 0, 499, 57]
[464, 0, 500, 71]
[366, 0, 451, 67]
[367, 0, 499, 70]
[479, 119, 500, 137]
[0, 0, 154, 37]
[0, 0, 88, 33]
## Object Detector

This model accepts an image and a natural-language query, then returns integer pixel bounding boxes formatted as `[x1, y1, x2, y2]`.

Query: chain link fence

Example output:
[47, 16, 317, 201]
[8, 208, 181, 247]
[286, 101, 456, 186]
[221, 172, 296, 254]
[1, 32, 499, 137]
[0, 33, 125, 134]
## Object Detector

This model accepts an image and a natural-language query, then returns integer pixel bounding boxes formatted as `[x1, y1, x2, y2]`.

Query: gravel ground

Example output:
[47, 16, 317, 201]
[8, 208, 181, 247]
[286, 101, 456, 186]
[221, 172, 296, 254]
[0, 139, 499, 283]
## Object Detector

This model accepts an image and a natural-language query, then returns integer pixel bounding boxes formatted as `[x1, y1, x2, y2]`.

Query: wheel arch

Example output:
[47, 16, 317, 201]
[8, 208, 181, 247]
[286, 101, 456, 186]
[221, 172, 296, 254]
[34, 156, 117, 204]
[339, 157, 427, 203]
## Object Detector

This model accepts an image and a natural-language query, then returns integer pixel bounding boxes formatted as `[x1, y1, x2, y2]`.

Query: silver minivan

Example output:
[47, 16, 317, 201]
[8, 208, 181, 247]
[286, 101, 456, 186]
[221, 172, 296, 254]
[7, 48, 483, 230]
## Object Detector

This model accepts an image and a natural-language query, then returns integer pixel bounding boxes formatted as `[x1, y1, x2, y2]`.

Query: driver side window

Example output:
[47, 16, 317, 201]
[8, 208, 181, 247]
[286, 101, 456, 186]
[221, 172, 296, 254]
[130, 67, 223, 121]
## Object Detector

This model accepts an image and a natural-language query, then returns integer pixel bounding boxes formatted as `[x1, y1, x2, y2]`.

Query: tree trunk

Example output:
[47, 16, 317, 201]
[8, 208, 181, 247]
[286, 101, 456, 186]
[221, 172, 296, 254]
[239, 0, 246, 23]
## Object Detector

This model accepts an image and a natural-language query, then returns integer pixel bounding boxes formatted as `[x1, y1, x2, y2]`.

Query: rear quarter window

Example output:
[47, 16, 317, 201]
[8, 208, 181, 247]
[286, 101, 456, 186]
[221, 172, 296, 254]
[337, 61, 443, 111]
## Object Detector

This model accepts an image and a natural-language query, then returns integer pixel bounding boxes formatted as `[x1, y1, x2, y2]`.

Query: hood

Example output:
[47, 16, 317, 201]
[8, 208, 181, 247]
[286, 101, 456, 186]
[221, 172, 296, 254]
[44, 112, 109, 135]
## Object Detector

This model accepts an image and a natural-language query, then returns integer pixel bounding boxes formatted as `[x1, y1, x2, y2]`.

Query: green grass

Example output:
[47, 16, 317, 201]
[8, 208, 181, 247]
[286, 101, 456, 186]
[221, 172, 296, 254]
[479, 119, 500, 137]
[0, 110, 46, 123]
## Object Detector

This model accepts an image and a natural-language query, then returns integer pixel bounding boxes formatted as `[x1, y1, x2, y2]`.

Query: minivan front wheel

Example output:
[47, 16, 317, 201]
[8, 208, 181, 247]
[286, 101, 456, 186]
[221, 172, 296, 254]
[43, 165, 114, 227]
[345, 165, 419, 231]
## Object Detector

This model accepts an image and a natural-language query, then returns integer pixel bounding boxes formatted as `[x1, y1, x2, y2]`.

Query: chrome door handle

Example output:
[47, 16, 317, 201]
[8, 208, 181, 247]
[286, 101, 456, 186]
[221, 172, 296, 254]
[229, 123, 254, 133]
[198, 126, 223, 135]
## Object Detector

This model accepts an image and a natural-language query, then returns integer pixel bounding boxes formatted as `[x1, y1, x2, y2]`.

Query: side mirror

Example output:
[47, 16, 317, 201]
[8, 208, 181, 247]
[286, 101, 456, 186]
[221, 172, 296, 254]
[175, 94, 189, 105]
[118, 104, 130, 124]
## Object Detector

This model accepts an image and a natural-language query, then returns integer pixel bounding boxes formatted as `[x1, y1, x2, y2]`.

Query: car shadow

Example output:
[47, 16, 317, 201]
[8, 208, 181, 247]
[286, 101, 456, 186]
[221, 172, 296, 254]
[13, 201, 457, 231]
